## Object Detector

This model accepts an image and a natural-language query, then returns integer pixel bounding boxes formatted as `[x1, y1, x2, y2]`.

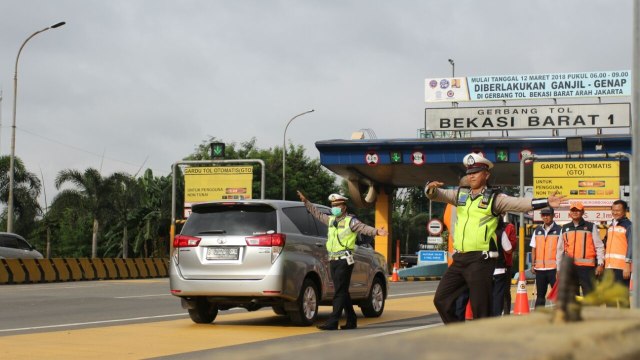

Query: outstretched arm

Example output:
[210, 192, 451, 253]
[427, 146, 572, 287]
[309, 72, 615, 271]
[297, 190, 329, 224]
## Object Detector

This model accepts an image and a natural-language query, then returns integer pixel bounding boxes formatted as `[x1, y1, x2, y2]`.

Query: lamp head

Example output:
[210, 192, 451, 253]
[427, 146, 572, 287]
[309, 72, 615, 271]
[51, 22, 66, 29]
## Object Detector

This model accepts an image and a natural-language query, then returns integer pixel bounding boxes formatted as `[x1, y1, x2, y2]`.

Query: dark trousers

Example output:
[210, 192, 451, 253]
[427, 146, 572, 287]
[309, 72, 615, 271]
[503, 268, 512, 315]
[325, 259, 356, 326]
[575, 266, 596, 296]
[454, 288, 469, 321]
[492, 271, 509, 316]
[534, 269, 557, 307]
[434, 252, 496, 324]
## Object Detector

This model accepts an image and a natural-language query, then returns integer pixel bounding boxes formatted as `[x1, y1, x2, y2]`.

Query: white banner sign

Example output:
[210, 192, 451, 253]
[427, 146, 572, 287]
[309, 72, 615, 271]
[425, 77, 470, 103]
[425, 70, 631, 103]
[425, 103, 630, 131]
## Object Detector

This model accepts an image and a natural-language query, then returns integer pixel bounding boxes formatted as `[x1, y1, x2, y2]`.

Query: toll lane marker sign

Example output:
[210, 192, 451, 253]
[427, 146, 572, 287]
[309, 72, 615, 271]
[533, 161, 619, 199]
[427, 219, 444, 236]
[365, 151, 379, 166]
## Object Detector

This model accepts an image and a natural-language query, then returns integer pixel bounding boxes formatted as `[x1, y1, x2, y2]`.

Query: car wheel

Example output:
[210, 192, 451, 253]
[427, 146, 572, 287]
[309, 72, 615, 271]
[360, 277, 385, 317]
[188, 297, 219, 324]
[272, 305, 287, 315]
[287, 279, 319, 326]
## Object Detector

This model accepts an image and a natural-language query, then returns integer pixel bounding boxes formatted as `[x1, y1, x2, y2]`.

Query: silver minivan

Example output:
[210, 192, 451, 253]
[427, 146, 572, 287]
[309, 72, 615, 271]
[169, 200, 388, 326]
[0, 232, 43, 259]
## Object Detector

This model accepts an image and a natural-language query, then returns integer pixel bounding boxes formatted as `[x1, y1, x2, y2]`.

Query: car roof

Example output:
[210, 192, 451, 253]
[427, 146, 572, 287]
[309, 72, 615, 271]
[191, 199, 328, 210]
[0, 232, 26, 239]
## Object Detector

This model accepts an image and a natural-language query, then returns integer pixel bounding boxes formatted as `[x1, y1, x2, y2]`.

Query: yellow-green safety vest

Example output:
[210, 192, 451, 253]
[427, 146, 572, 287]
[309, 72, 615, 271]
[327, 215, 357, 255]
[454, 187, 499, 252]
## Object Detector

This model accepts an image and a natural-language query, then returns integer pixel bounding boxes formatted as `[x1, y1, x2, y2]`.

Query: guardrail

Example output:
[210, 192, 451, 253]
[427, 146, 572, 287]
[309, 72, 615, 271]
[0, 258, 168, 285]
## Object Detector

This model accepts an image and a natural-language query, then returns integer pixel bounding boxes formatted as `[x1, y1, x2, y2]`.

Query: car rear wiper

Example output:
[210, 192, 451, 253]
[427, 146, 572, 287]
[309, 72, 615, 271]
[198, 230, 227, 235]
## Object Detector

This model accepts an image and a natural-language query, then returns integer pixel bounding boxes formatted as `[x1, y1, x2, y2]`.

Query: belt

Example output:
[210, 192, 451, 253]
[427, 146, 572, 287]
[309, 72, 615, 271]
[455, 250, 499, 259]
[329, 250, 353, 261]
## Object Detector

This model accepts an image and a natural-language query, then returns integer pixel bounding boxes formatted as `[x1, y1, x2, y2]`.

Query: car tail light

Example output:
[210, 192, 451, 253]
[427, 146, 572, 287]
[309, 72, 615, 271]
[174, 234, 201, 248]
[245, 233, 286, 263]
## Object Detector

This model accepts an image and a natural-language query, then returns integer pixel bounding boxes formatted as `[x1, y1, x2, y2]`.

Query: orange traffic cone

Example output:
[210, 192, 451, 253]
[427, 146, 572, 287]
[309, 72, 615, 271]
[391, 263, 400, 282]
[513, 271, 530, 315]
[465, 300, 473, 320]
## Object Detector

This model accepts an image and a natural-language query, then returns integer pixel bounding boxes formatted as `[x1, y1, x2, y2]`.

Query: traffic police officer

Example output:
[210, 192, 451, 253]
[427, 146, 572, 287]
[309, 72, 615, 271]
[425, 152, 565, 323]
[297, 190, 388, 330]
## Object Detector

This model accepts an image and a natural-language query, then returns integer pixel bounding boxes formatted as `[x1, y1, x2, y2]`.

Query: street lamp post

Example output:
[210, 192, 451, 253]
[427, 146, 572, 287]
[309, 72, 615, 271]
[7, 21, 65, 233]
[282, 109, 314, 200]
[448, 58, 455, 77]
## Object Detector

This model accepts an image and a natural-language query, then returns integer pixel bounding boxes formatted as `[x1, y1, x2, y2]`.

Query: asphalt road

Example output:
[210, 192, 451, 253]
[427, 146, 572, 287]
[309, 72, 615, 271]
[0, 279, 442, 359]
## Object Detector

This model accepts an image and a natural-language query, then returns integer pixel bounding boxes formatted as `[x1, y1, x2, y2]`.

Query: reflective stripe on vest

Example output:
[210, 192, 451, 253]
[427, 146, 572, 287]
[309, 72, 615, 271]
[562, 222, 596, 267]
[605, 223, 629, 270]
[533, 225, 561, 269]
[327, 215, 357, 255]
[454, 188, 498, 252]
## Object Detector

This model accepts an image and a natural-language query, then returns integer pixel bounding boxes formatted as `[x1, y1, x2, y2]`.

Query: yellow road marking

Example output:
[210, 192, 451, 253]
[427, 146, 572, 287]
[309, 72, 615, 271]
[0, 294, 436, 359]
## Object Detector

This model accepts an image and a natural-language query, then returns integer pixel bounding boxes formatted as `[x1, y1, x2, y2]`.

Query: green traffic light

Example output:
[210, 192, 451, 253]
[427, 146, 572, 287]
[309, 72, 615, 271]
[210, 142, 225, 158]
[390, 151, 402, 164]
[495, 148, 509, 162]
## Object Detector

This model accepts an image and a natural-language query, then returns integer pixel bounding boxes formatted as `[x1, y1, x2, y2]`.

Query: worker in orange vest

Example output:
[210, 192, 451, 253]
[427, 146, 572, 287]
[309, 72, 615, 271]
[557, 202, 604, 296]
[530, 207, 562, 308]
[604, 199, 632, 306]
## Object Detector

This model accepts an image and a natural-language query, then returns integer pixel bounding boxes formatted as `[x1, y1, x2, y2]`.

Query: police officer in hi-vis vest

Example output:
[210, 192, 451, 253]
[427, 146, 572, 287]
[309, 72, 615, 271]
[530, 207, 562, 308]
[297, 191, 388, 330]
[604, 199, 633, 306]
[425, 153, 565, 323]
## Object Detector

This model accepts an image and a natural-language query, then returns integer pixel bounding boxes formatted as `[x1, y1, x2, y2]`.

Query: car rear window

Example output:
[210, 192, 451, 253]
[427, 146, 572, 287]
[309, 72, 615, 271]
[281, 206, 318, 236]
[182, 204, 277, 236]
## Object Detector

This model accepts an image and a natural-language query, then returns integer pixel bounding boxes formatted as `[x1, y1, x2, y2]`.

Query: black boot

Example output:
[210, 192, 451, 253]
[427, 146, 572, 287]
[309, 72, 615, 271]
[317, 322, 338, 330]
[340, 322, 357, 330]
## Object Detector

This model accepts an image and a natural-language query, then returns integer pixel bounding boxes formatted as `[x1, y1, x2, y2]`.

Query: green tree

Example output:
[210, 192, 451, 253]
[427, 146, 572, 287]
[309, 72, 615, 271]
[184, 136, 338, 204]
[0, 155, 42, 235]
[102, 173, 141, 258]
[53, 168, 123, 258]
[131, 169, 174, 258]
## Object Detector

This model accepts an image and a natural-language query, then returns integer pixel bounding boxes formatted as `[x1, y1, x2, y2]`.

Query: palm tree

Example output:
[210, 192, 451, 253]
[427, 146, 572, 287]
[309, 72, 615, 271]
[0, 155, 42, 235]
[132, 169, 173, 257]
[109, 173, 141, 258]
[53, 168, 122, 258]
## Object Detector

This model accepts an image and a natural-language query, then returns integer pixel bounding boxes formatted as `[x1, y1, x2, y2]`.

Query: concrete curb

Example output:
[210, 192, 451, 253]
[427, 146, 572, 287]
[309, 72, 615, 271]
[0, 258, 169, 284]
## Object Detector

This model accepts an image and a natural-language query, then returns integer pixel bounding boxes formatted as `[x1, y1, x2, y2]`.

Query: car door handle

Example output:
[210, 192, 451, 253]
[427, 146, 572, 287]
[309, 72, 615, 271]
[314, 242, 324, 247]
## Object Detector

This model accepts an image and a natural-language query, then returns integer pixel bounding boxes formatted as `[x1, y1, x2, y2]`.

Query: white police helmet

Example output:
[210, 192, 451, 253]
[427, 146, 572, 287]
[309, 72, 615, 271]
[463, 153, 494, 174]
[328, 193, 348, 205]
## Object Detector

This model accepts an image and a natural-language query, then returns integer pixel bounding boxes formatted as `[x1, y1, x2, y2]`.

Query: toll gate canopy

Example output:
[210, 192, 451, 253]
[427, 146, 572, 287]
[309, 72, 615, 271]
[315, 135, 631, 195]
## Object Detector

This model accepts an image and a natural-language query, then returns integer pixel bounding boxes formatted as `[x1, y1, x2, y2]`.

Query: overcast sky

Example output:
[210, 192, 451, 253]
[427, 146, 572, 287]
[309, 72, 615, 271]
[0, 0, 633, 204]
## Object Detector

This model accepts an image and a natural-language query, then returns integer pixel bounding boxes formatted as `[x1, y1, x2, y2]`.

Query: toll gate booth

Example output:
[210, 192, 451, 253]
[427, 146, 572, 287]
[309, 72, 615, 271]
[314, 135, 631, 265]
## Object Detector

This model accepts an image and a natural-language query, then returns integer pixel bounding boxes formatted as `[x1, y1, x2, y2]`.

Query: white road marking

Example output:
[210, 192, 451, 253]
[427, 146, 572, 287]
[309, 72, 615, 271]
[114, 294, 171, 299]
[0, 313, 187, 333]
[355, 323, 443, 339]
[388, 290, 435, 297]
